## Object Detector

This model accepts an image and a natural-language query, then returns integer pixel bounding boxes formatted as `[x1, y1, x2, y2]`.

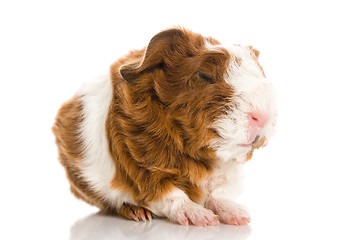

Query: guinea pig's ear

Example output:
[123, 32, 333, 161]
[120, 28, 188, 82]
[249, 46, 260, 58]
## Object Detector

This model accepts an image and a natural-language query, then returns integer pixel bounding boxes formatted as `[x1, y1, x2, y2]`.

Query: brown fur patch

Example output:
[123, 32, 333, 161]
[107, 28, 233, 206]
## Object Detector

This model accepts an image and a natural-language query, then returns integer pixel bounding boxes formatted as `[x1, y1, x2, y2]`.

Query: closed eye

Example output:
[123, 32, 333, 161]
[198, 72, 216, 84]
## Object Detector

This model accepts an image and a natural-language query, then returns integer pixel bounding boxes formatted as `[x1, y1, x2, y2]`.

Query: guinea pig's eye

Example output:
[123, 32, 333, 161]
[197, 72, 215, 84]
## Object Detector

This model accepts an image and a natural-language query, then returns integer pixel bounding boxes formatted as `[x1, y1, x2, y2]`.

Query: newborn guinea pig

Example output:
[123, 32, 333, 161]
[52, 27, 277, 226]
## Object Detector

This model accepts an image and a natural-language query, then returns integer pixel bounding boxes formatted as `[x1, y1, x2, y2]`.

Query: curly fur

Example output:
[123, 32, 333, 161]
[52, 27, 276, 226]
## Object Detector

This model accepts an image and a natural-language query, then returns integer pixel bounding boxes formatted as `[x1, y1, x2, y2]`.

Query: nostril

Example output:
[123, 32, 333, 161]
[251, 116, 259, 122]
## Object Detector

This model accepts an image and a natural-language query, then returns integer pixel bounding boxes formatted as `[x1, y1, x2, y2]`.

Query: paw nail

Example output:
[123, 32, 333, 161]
[242, 217, 251, 224]
[146, 211, 152, 221]
[132, 215, 139, 222]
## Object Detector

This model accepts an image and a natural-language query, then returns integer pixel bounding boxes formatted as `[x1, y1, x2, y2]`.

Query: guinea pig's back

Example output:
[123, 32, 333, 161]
[52, 95, 102, 207]
[52, 75, 122, 211]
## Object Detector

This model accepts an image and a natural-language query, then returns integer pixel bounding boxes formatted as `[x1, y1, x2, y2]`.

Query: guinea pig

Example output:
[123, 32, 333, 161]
[52, 27, 277, 226]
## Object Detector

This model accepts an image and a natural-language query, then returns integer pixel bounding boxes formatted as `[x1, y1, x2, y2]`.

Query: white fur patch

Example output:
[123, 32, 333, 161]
[209, 44, 277, 162]
[148, 188, 188, 217]
[202, 160, 244, 201]
[77, 74, 134, 210]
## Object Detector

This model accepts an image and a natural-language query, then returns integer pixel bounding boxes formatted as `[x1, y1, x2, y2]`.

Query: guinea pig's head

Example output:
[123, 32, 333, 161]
[119, 28, 276, 163]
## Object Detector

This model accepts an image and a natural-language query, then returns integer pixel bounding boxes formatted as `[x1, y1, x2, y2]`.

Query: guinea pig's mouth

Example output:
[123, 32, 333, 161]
[238, 135, 260, 148]
[252, 135, 260, 144]
[238, 143, 252, 148]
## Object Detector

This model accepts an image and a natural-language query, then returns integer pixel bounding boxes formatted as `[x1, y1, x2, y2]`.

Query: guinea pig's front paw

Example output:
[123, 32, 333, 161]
[119, 203, 153, 222]
[206, 198, 251, 225]
[170, 201, 219, 226]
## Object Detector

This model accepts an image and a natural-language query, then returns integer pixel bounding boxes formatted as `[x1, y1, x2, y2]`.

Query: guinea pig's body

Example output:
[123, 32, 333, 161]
[52, 28, 276, 226]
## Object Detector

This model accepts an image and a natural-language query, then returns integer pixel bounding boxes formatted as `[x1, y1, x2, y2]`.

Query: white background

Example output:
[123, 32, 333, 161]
[1, 0, 360, 239]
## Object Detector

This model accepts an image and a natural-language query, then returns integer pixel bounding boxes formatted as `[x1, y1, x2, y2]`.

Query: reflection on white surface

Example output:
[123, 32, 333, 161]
[70, 213, 251, 240]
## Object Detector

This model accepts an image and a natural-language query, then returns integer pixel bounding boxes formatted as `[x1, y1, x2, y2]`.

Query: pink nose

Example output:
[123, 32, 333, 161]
[247, 111, 269, 143]
[248, 111, 268, 129]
